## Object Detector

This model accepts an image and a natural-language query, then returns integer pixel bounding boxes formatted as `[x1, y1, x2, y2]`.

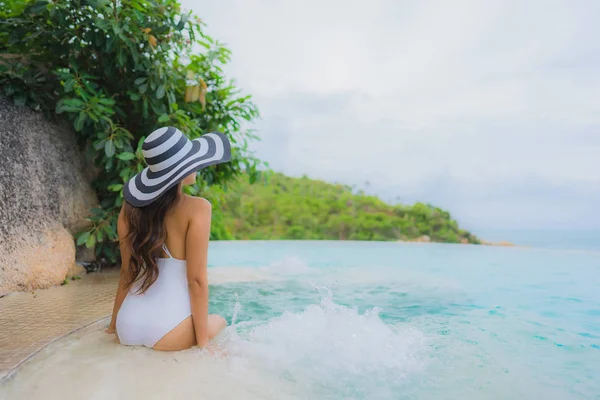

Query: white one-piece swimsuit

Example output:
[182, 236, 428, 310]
[116, 244, 191, 348]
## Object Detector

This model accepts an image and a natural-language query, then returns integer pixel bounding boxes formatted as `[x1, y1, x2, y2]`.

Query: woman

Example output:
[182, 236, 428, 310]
[105, 126, 231, 351]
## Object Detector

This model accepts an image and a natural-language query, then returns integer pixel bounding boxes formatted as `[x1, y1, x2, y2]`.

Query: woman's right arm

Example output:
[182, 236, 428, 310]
[185, 200, 212, 348]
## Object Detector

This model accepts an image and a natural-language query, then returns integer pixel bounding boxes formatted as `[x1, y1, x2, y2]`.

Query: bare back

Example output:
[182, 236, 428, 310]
[161, 194, 212, 261]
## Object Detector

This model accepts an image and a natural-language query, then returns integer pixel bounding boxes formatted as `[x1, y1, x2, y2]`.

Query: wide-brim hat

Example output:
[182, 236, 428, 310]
[123, 126, 231, 207]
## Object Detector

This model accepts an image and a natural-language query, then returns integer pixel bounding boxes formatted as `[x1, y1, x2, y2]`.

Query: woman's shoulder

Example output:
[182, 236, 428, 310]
[180, 194, 212, 215]
[179, 196, 211, 231]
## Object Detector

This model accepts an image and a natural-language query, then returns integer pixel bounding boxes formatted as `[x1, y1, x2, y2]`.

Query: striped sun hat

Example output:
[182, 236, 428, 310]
[123, 127, 231, 207]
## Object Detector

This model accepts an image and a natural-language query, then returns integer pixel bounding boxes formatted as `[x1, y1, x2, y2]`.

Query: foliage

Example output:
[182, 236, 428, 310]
[214, 172, 481, 244]
[0, 1, 29, 18]
[0, 0, 262, 260]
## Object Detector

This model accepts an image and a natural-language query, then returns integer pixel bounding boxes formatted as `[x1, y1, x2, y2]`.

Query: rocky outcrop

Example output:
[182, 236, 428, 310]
[0, 97, 97, 295]
[481, 240, 515, 247]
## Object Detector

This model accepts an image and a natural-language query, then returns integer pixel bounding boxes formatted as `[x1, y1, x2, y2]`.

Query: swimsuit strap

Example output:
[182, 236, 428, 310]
[162, 244, 173, 259]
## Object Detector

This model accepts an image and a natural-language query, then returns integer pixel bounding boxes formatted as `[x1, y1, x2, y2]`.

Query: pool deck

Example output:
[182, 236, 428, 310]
[0, 269, 119, 382]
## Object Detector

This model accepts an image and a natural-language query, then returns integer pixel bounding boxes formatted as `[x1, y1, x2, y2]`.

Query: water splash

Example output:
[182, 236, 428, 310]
[223, 284, 427, 398]
[231, 292, 242, 326]
[311, 281, 342, 310]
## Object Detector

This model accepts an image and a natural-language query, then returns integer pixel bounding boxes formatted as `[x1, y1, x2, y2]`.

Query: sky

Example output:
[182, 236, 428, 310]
[182, 0, 600, 231]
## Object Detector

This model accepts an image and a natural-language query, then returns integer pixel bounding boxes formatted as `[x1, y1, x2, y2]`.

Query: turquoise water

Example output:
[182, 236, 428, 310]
[207, 241, 600, 400]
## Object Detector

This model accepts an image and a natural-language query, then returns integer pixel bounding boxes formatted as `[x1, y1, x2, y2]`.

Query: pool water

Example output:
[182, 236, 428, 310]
[2, 241, 600, 400]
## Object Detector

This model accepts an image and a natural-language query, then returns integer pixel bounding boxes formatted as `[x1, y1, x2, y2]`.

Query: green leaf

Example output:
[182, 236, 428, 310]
[86, 233, 96, 248]
[129, 92, 140, 101]
[3, 84, 15, 96]
[117, 48, 126, 66]
[104, 245, 116, 261]
[95, 243, 103, 257]
[134, 77, 147, 85]
[108, 183, 123, 192]
[156, 85, 165, 99]
[117, 152, 135, 160]
[56, 98, 84, 113]
[98, 97, 115, 106]
[76, 231, 91, 246]
[158, 113, 169, 123]
[119, 167, 132, 179]
[74, 112, 87, 131]
[113, 137, 123, 149]
[167, 90, 176, 106]
[121, 129, 134, 140]
[105, 37, 115, 51]
[93, 139, 105, 150]
[104, 140, 115, 157]
[176, 13, 190, 31]
[87, 112, 99, 123]
[100, 198, 114, 209]
[137, 136, 146, 153]
[30, 1, 48, 14]
[64, 79, 76, 93]
[13, 92, 27, 107]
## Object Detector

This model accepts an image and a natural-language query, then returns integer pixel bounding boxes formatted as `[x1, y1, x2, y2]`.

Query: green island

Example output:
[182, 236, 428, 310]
[208, 173, 481, 244]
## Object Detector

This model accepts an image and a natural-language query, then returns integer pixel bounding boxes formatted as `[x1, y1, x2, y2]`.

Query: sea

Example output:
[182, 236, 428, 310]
[1, 232, 599, 400]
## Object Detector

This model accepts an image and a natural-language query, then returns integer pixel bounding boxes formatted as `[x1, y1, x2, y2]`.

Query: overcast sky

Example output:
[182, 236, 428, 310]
[182, 0, 599, 231]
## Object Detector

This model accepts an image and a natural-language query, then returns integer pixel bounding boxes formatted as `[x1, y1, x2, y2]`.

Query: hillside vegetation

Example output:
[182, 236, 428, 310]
[217, 173, 481, 244]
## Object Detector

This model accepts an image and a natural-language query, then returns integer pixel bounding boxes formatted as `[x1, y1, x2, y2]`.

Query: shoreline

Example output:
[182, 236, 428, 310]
[395, 235, 515, 247]
[210, 238, 517, 247]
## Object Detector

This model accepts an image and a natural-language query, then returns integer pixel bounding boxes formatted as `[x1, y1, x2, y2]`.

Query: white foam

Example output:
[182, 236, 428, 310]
[225, 285, 427, 398]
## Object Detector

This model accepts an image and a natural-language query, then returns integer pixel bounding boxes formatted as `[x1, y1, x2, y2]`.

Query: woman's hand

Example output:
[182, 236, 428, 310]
[198, 342, 218, 356]
[198, 341, 229, 357]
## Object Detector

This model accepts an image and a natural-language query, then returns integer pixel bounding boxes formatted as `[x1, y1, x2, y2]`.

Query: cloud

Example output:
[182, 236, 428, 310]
[183, 0, 600, 229]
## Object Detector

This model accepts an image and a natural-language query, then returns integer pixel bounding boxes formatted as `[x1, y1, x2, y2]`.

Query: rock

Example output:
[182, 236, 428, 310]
[0, 223, 75, 294]
[76, 245, 97, 263]
[481, 240, 515, 247]
[67, 261, 86, 279]
[405, 235, 431, 243]
[0, 97, 97, 295]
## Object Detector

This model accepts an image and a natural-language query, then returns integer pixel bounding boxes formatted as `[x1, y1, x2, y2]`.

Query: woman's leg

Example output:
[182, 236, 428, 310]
[206, 314, 228, 339]
[153, 314, 227, 351]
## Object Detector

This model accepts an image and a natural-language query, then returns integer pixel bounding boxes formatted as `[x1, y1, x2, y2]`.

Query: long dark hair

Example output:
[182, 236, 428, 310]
[123, 184, 181, 294]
